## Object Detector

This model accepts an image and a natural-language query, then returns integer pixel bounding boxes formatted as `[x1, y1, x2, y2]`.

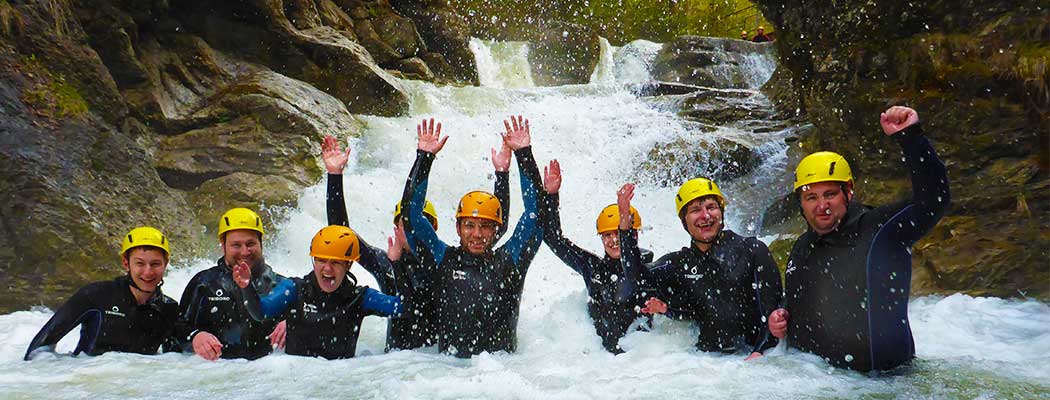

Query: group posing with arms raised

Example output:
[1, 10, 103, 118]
[24, 106, 948, 374]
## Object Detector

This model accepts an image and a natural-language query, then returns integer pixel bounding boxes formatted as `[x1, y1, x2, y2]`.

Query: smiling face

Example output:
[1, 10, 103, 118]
[600, 231, 622, 259]
[312, 257, 350, 293]
[222, 229, 263, 269]
[122, 247, 168, 294]
[682, 196, 723, 245]
[457, 217, 498, 255]
[799, 181, 852, 235]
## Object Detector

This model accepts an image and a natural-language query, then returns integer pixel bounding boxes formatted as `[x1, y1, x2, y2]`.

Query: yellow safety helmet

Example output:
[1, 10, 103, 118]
[596, 204, 642, 234]
[456, 191, 503, 224]
[120, 226, 171, 258]
[217, 208, 265, 239]
[675, 177, 726, 215]
[394, 200, 439, 230]
[793, 151, 853, 191]
[309, 225, 360, 262]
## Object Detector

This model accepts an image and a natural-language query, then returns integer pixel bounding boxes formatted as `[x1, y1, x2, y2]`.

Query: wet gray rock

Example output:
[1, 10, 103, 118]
[651, 36, 775, 89]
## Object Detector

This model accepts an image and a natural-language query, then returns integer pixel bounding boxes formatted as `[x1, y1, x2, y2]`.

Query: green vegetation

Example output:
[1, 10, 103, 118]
[22, 75, 89, 118]
[450, 0, 771, 44]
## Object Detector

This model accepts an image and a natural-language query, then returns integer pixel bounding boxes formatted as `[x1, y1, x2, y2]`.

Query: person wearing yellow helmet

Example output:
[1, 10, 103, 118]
[751, 26, 771, 42]
[231, 225, 406, 359]
[399, 115, 544, 358]
[539, 159, 653, 353]
[321, 134, 512, 351]
[629, 177, 783, 360]
[25, 227, 179, 360]
[176, 207, 289, 361]
[740, 30, 749, 40]
[769, 106, 950, 373]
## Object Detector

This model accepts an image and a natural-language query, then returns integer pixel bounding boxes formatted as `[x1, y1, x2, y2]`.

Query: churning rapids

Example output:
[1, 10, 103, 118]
[2, 38, 1048, 400]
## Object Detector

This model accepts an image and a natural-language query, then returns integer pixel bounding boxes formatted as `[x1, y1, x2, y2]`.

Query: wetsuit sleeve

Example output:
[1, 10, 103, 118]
[361, 287, 403, 316]
[326, 173, 350, 227]
[24, 285, 98, 360]
[243, 278, 298, 320]
[887, 123, 951, 244]
[494, 170, 511, 242]
[616, 228, 642, 303]
[540, 192, 598, 279]
[747, 238, 784, 353]
[502, 146, 544, 264]
[400, 150, 449, 264]
[175, 272, 211, 350]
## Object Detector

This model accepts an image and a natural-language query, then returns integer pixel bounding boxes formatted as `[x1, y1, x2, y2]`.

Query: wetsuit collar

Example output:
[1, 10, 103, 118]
[812, 201, 869, 245]
[304, 271, 359, 300]
[120, 275, 163, 305]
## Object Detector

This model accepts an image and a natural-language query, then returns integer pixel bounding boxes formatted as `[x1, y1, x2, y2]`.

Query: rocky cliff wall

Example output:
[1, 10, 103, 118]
[0, 0, 477, 312]
[753, 0, 1049, 299]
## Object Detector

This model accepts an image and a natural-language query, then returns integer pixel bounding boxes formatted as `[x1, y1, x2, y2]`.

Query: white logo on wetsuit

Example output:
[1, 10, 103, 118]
[453, 270, 467, 280]
[105, 305, 126, 317]
[785, 261, 796, 275]
[303, 303, 318, 314]
[208, 288, 231, 302]
[684, 274, 703, 280]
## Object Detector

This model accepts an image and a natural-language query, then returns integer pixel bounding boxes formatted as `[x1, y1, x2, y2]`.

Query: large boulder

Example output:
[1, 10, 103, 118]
[752, 0, 1049, 299]
[652, 36, 776, 89]
[637, 137, 758, 187]
[528, 22, 601, 86]
[390, 0, 480, 85]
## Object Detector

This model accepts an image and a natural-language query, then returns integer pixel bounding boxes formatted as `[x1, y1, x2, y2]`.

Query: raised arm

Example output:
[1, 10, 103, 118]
[614, 183, 643, 303]
[400, 118, 450, 264]
[880, 107, 950, 243]
[492, 141, 512, 242]
[540, 159, 601, 278]
[499, 116, 544, 265]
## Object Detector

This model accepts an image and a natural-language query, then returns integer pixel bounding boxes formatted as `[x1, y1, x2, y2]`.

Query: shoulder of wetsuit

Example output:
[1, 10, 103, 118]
[639, 248, 655, 263]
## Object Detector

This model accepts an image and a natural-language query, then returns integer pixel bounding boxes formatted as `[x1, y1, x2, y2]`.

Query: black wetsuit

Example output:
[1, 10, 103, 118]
[325, 171, 510, 351]
[24, 276, 179, 360]
[401, 147, 544, 358]
[176, 258, 287, 360]
[784, 124, 949, 372]
[541, 192, 654, 353]
[240, 272, 402, 360]
[633, 230, 783, 354]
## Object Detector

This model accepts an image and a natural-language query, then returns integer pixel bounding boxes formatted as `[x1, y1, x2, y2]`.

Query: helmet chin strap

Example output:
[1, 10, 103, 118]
[126, 272, 161, 295]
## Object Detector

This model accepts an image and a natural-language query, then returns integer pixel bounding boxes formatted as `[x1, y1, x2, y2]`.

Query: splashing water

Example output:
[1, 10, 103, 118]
[1, 38, 1047, 400]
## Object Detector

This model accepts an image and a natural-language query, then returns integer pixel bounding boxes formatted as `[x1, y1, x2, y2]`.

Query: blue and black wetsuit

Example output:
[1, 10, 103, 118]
[541, 192, 653, 354]
[325, 170, 510, 350]
[24, 276, 179, 360]
[239, 272, 402, 360]
[176, 258, 286, 360]
[401, 147, 544, 358]
[784, 124, 949, 372]
[631, 231, 783, 354]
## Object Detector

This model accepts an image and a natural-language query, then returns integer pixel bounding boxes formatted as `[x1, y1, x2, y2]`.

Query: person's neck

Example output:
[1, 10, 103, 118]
[129, 285, 152, 305]
[693, 241, 713, 253]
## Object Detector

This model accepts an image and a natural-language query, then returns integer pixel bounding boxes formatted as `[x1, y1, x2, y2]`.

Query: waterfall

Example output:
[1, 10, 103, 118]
[2, 36, 1047, 400]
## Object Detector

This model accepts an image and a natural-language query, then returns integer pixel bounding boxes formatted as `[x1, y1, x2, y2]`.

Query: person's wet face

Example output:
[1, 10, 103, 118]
[682, 197, 723, 243]
[457, 217, 498, 255]
[313, 257, 349, 293]
[122, 247, 168, 294]
[799, 181, 852, 235]
[222, 229, 263, 269]
[600, 231, 622, 259]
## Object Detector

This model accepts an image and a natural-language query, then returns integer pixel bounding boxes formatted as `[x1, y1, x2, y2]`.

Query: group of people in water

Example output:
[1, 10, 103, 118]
[24, 105, 948, 374]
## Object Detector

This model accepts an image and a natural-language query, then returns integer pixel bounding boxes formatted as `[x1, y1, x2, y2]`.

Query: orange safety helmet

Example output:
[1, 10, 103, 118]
[455, 191, 503, 224]
[309, 225, 360, 262]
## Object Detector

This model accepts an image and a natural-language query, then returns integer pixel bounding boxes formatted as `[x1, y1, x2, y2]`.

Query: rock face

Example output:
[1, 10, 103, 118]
[652, 36, 776, 89]
[0, 0, 476, 313]
[753, 0, 1049, 299]
[527, 22, 602, 86]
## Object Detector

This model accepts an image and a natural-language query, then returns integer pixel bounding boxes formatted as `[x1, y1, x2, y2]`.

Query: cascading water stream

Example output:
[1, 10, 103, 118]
[0, 38, 1047, 400]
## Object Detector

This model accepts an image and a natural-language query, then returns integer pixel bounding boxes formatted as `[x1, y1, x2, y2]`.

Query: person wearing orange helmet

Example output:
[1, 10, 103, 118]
[25, 227, 179, 360]
[232, 225, 406, 359]
[626, 177, 783, 360]
[539, 160, 653, 353]
[321, 134, 511, 351]
[399, 115, 544, 358]
[768, 106, 950, 372]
